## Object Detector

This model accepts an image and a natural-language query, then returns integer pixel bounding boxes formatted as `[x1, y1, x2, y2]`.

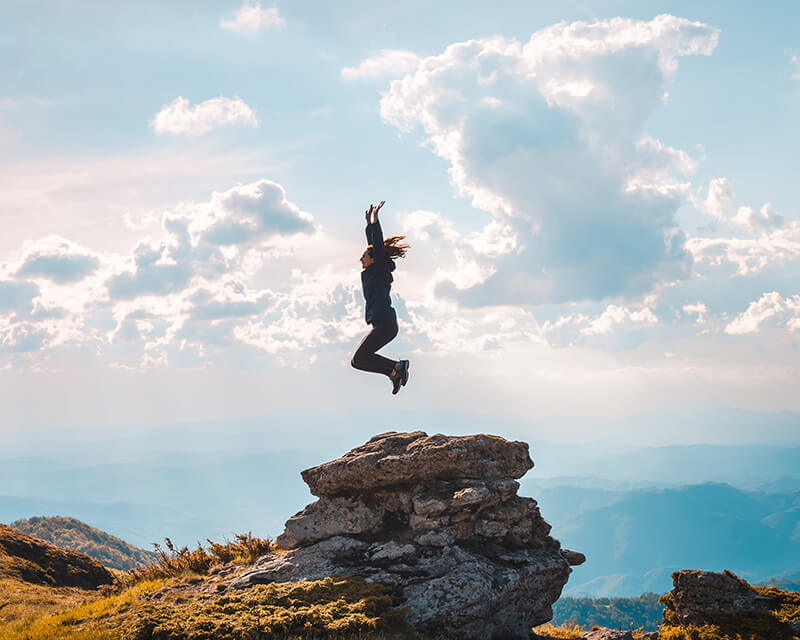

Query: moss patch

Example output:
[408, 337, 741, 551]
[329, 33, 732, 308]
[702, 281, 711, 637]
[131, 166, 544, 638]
[124, 575, 410, 639]
[0, 574, 414, 640]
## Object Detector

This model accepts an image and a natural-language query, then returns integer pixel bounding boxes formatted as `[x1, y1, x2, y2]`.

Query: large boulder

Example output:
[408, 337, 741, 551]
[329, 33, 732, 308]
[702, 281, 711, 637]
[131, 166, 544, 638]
[301, 431, 533, 497]
[232, 431, 581, 639]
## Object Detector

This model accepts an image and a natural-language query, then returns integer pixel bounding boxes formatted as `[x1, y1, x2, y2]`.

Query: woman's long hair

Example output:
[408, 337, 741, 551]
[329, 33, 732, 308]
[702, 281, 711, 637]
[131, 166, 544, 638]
[383, 235, 410, 259]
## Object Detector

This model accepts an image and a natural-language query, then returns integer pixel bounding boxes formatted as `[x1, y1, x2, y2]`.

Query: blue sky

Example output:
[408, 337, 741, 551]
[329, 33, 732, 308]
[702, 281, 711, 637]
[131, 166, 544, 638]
[1, 1, 799, 447]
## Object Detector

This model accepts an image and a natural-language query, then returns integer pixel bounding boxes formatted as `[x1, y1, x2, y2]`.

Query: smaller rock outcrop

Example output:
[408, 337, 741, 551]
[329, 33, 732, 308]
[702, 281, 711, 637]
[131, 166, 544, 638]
[232, 431, 583, 639]
[661, 569, 800, 640]
[666, 569, 771, 626]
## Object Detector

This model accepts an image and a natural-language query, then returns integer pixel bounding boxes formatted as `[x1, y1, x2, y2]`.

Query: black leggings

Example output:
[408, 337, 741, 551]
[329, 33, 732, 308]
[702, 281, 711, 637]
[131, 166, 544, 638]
[351, 318, 398, 377]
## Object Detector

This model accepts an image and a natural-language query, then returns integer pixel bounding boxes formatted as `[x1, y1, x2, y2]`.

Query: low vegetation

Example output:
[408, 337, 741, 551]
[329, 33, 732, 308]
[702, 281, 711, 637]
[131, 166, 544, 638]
[533, 622, 587, 638]
[121, 532, 274, 585]
[1, 531, 421, 639]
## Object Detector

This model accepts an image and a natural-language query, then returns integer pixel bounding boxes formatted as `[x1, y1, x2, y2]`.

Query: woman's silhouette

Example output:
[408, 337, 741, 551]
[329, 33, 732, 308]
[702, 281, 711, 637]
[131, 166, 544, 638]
[351, 201, 410, 395]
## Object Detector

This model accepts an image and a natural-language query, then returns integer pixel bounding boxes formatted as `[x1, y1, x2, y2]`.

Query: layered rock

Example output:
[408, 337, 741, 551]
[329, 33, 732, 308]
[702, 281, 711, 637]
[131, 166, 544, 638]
[231, 431, 583, 639]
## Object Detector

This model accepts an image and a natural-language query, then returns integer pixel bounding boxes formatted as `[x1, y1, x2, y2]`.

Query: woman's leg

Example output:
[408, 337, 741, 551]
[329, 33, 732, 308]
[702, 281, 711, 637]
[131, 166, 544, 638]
[351, 319, 399, 376]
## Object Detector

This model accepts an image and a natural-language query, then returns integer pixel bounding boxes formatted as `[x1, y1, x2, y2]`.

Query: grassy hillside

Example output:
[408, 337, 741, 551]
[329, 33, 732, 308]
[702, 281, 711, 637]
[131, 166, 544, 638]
[10, 516, 157, 571]
[0, 523, 113, 588]
[0, 522, 116, 632]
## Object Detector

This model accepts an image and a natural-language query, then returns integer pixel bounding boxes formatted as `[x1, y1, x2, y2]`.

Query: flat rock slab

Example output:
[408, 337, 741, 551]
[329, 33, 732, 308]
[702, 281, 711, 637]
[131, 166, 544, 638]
[301, 431, 534, 497]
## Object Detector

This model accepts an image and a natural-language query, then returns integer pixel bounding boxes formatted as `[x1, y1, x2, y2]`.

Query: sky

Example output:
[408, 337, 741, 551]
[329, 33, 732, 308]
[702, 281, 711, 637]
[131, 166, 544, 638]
[2, 0, 799, 449]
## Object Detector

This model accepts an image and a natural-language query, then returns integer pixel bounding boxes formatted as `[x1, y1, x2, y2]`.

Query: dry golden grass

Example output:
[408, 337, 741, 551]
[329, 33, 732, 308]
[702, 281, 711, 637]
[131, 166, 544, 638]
[533, 621, 587, 637]
[0, 574, 421, 640]
[0, 578, 95, 625]
[121, 532, 274, 586]
[0, 578, 164, 640]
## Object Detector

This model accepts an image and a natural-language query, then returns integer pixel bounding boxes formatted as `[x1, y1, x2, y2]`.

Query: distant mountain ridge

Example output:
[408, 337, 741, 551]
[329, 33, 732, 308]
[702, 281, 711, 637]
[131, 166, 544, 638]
[10, 516, 157, 571]
[551, 482, 800, 597]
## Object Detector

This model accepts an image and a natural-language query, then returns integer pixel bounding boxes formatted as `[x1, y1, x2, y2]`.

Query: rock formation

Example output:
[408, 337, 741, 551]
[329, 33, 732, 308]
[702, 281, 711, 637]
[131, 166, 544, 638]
[230, 431, 584, 639]
[660, 569, 800, 640]
[665, 569, 772, 626]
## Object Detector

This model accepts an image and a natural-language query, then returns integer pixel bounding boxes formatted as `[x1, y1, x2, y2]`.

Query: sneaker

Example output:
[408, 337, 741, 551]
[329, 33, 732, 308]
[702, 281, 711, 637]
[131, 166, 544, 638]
[391, 370, 402, 395]
[391, 360, 409, 395]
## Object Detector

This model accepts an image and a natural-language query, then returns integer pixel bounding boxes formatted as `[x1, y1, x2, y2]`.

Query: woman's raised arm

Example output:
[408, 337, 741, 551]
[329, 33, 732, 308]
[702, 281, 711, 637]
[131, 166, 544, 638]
[365, 201, 386, 250]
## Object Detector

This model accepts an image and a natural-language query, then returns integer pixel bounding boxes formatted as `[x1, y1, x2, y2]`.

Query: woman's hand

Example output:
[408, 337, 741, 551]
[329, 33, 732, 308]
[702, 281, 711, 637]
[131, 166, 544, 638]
[365, 201, 385, 224]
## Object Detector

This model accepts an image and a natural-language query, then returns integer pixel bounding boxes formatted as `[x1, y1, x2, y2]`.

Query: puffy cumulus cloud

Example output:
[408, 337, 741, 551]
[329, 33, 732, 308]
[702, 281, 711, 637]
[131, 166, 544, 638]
[196, 179, 316, 247]
[150, 97, 258, 136]
[694, 177, 735, 222]
[106, 217, 196, 300]
[725, 292, 800, 335]
[106, 179, 316, 301]
[581, 304, 659, 336]
[536, 303, 659, 348]
[14, 235, 99, 283]
[730, 203, 784, 232]
[687, 177, 797, 275]
[0, 177, 364, 371]
[687, 219, 800, 276]
[220, 2, 285, 33]
[381, 15, 718, 306]
[341, 50, 422, 80]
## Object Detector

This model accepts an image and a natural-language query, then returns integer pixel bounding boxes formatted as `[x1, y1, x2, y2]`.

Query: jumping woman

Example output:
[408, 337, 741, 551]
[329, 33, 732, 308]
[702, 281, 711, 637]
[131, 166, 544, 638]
[351, 201, 410, 395]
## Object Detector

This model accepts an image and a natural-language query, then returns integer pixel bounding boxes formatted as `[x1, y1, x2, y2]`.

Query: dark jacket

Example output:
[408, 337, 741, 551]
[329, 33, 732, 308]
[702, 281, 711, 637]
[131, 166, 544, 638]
[361, 221, 396, 324]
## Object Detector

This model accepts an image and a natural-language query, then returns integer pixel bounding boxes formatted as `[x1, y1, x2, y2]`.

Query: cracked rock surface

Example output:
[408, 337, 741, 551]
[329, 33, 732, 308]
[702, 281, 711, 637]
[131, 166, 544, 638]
[230, 431, 582, 640]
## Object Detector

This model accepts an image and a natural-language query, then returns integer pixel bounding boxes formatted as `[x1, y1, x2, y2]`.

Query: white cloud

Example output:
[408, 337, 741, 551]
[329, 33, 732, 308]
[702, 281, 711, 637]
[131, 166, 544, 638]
[725, 292, 800, 335]
[683, 302, 708, 324]
[341, 50, 421, 80]
[150, 97, 259, 136]
[791, 54, 800, 80]
[686, 220, 800, 276]
[0, 177, 358, 371]
[220, 2, 284, 33]
[195, 179, 316, 247]
[730, 203, 784, 232]
[380, 15, 719, 306]
[15, 235, 99, 283]
[695, 177, 734, 222]
[581, 304, 659, 336]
